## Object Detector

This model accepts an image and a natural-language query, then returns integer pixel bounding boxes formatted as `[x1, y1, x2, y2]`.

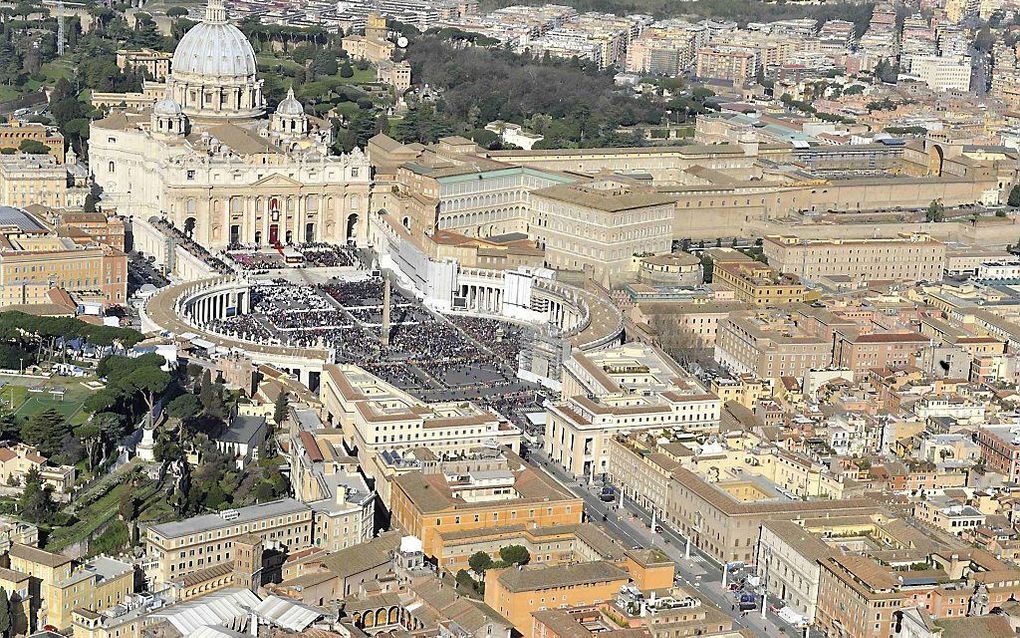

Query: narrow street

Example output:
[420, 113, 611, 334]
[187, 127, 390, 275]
[528, 449, 816, 638]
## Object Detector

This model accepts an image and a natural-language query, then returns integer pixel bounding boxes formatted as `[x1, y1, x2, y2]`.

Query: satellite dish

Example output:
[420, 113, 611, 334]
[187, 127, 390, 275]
[397, 36, 409, 48]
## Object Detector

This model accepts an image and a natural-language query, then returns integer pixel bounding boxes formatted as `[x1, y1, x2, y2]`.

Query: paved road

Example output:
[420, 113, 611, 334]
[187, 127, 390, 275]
[528, 449, 815, 638]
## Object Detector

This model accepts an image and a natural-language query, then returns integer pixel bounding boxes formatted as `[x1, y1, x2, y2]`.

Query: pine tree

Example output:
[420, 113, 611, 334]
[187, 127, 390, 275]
[0, 586, 11, 638]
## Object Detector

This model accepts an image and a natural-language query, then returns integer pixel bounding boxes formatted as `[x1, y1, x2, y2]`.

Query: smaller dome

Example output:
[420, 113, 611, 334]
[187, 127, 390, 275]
[154, 95, 183, 116]
[276, 87, 304, 117]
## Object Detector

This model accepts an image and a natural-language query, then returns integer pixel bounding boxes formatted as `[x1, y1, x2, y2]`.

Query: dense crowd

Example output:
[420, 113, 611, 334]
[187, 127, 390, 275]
[202, 278, 537, 425]
[153, 218, 232, 275]
[300, 243, 360, 268]
[229, 252, 286, 271]
[450, 316, 527, 366]
[319, 277, 386, 306]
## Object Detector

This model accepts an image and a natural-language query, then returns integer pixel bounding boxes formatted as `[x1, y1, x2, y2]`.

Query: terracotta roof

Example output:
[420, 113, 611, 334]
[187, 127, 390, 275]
[496, 561, 628, 593]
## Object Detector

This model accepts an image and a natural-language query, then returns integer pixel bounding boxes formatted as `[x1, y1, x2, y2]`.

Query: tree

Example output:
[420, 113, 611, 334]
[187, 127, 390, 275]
[204, 482, 228, 509]
[339, 62, 354, 78]
[0, 586, 11, 638]
[499, 545, 530, 566]
[468, 551, 493, 572]
[118, 489, 137, 522]
[273, 391, 289, 426]
[19, 468, 54, 524]
[166, 6, 189, 18]
[75, 423, 103, 470]
[1009, 184, 1020, 208]
[167, 393, 201, 422]
[18, 140, 50, 155]
[926, 199, 945, 223]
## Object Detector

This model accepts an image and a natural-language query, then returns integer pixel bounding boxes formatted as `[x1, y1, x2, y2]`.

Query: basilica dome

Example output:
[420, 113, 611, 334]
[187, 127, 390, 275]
[172, 18, 257, 82]
[166, 0, 265, 120]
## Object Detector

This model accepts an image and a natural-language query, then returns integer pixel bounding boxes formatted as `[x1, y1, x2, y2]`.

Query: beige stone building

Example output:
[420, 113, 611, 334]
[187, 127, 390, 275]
[530, 176, 676, 280]
[144, 498, 313, 586]
[9, 544, 133, 632]
[763, 233, 947, 283]
[714, 310, 833, 379]
[377, 60, 412, 92]
[0, 155, 85, 210]
[319, 364, 522, 505]
[545, 343, 720, 481]
[116, 48, 173, 81]
[605, 438, 876, 564]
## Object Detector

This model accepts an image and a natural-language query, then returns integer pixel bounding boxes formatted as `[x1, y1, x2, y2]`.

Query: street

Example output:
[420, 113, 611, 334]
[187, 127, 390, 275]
[527, 449, 816, 638]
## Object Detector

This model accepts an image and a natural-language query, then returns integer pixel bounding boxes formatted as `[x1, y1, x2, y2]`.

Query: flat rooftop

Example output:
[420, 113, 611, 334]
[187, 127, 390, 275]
[147, 498, 309, 540]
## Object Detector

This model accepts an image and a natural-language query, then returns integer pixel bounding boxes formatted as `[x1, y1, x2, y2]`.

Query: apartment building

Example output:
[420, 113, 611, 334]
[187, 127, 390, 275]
[833, 331, 931, 372]
[712, 260, 804, 307]
[144, 498, 313, 586]
[763, 233, 946, 283]
[9, 544, 133, 632]
[388, 463, 583, 564]
[695, 46, 756, 84]
[546, 343, 720, 480]
[904, 54, 973, 91]
[974, 424, 1020, 482]
[714, 310, 832, 379]
[530, 176, 676, 280]
[485, 562, 630, 638]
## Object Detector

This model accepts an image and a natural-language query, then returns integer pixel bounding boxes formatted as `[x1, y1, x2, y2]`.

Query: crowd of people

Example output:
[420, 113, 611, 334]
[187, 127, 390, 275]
[450, 316, 527, 367]
[229, 252, 286, 271]
[152, 218, 232, 275]
[199, 277, 539, 425]
[301, 243, 360, 268]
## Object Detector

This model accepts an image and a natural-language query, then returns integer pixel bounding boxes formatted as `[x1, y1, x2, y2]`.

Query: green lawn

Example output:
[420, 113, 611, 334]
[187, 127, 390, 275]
[0, 375, 93, 427]
[41, 60, 74, 83]
[257, 53, 305, 74]
[338, 66, 376, 85]
[0, 86, 19, 104]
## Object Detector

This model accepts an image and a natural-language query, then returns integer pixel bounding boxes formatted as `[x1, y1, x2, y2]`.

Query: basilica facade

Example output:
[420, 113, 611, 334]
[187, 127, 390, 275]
[89, 0, 372, 249]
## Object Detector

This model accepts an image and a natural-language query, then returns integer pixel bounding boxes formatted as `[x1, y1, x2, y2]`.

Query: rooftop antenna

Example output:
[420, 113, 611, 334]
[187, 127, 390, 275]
[56, 0, 65, 56]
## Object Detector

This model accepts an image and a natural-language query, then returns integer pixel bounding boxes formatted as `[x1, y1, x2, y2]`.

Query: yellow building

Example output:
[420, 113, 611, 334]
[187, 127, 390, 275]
[388, 463, 583, 566]
[0, 206, 128, 308]
[712, 260, 804, 307]
[0, 444, 76, 496]
[0, 567, 30, 636]
[484, 561, 631, 638]
[9, 544, 133, 632]
[342, 13, 395, 63]
[144, 498, 312, 586]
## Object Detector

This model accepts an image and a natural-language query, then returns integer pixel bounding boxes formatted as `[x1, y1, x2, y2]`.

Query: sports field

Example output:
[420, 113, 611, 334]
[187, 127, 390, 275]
[0, 375, 93, 427]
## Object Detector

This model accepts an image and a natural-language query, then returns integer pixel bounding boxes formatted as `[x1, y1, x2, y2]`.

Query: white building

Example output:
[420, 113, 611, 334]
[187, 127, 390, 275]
[90, 0, 372, 250]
